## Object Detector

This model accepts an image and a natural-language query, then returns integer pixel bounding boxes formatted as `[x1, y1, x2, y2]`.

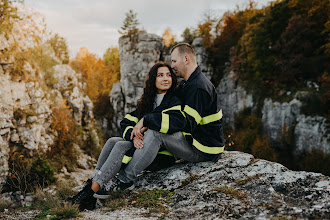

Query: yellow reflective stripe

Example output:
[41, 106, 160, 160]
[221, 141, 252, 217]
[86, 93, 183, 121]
[159, 113, 169, 133]
[200, 109, 223, 125]
[184, 105, 202, 124]
[163, 105, 186, 118]
[158, 150, 174, 156]
[124, 114, 139, 124]
[162, 105, 181, 112]
[182, 132, 191, 137]
[122, 155, 132, 164]
[123, 126, 133, 140]
[192, 138, 224, 154]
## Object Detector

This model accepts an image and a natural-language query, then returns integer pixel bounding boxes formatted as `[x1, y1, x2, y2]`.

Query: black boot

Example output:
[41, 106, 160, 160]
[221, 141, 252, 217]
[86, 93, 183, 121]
[66, 179, 97, 211]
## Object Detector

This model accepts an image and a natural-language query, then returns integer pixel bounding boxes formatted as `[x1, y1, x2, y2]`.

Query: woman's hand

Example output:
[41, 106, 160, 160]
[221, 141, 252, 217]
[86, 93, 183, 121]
[133, 136, 144, 149]
[131, 118, 144, 140]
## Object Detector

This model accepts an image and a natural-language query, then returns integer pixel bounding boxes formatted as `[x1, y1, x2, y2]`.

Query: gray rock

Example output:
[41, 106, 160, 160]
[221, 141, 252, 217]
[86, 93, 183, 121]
[217, 70, 254, 128]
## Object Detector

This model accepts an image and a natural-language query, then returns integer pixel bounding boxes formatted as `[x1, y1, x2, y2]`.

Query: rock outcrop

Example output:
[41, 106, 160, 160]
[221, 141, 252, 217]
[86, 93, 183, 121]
[1, 151, 329, 219]
[217, 70, 254, 128]
[108, 32, 164, 135]
[0, 5, 98, 192]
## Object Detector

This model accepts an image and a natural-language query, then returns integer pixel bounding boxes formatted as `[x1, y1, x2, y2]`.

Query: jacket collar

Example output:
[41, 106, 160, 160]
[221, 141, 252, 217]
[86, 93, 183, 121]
[179, 66, 201, 87]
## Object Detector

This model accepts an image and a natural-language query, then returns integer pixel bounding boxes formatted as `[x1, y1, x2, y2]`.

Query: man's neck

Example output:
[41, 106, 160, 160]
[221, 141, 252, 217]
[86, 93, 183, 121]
[183, 64, 198, 81]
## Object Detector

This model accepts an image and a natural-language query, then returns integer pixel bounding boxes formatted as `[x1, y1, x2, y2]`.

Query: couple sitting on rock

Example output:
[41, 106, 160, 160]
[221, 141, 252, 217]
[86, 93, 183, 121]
[66, 43, 225, 211]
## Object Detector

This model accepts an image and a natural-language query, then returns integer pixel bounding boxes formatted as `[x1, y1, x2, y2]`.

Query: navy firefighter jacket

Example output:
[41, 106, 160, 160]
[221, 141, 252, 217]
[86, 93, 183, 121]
[176, 66, 225, 162]
[120, 90, 186, 166]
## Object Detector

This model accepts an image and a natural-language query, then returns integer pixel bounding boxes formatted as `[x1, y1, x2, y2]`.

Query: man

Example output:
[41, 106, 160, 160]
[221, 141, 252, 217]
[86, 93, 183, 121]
[116, 43, 225, 185]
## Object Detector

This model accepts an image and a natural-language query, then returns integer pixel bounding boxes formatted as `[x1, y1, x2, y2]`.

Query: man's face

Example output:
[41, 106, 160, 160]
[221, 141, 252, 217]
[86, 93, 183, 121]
[171, 49, 186, 78]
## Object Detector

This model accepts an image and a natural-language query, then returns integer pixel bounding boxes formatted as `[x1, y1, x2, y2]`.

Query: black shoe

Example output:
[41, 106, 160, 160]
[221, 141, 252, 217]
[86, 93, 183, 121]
[118, 180, 134, 191]
[94, 188, 110, 200]
[65, 179, 96, 211]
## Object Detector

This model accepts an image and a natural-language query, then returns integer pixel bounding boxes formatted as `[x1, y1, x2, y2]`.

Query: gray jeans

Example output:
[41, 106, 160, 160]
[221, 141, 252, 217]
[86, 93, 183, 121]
[92, 137, 133, 188]
[118, 130, 207, 183]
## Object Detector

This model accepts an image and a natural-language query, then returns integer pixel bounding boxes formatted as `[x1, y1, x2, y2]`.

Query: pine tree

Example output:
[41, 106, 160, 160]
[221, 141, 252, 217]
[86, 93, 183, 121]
[119, 9, 140, 36]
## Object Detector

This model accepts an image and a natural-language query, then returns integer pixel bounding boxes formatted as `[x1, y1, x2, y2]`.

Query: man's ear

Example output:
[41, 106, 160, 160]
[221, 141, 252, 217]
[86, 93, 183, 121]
[184, 55, 190, 64]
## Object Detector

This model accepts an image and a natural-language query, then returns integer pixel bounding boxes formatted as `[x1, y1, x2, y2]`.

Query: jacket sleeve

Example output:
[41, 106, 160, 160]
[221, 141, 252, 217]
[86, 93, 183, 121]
[120, 110, 139, 141]
[143, 97, 186, 134]
[183, 88, 213, 133]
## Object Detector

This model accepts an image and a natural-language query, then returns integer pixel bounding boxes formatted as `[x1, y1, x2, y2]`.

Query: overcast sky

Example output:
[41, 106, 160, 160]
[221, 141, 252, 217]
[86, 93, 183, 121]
[24, 0, 274, 58]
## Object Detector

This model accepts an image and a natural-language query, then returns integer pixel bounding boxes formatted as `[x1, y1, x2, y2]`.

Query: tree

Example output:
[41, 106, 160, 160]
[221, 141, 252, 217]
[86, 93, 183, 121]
[181, 27, 195, 44]
[162, 28, 176, 47]
[119, 9, 140, 36]
[47, 33, 70, 64]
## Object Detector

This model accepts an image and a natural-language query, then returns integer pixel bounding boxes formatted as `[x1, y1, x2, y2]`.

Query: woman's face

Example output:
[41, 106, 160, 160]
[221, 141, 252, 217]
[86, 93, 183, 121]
[155, 66, 172, 94]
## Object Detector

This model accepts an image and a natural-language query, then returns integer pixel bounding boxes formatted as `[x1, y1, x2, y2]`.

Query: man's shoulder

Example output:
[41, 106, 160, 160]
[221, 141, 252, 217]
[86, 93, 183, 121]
[194, 73, 215, 95]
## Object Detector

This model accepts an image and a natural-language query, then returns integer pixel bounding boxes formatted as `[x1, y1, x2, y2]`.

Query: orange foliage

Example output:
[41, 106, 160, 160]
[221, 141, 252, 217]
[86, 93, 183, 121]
[71, 47, 120, 117]
[49, 99, 78, 160]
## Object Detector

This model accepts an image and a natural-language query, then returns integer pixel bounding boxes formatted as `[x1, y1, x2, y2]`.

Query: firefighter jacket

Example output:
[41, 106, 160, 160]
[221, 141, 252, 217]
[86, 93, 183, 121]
[120, 90, 186, 168]
[176, 66, 225, 162]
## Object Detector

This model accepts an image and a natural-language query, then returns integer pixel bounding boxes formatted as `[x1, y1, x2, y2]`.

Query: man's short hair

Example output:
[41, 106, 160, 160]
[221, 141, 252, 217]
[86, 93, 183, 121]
[170, 43, 197, 62]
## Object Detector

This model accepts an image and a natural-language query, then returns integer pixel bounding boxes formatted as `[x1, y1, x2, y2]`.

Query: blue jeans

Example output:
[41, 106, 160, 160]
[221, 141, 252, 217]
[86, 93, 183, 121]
[118, 130, 207, 183]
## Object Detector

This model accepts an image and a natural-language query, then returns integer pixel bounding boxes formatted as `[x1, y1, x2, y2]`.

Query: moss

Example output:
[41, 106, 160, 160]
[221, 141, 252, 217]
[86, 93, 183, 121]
[214, 186, 248, 199]
[235, 174, 263, 186]
[180, 175, 200, 188]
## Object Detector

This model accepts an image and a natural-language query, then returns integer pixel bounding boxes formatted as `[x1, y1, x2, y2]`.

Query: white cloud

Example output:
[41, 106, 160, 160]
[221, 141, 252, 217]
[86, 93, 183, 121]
[24, 0, 274, 58]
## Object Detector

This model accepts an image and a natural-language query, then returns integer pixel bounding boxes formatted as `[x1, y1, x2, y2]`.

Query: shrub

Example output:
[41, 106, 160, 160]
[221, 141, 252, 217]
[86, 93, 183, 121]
[301, 148, 330, 176]
[47, 100, 78, 171]
[29, 155, 56, 187]
[7, 151, 56, 195]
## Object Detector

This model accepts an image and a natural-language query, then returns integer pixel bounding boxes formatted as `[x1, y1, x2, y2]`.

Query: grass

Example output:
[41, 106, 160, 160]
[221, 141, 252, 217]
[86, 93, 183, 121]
[214, 186, 248, 200]
[105, 188, 173, 217]
[0, 201, 12, 212]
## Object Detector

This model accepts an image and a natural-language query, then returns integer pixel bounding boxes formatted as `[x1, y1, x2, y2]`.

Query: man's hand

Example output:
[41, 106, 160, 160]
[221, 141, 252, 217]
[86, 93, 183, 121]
[130, 118, 144, 140]
[133, 136, 144, 149]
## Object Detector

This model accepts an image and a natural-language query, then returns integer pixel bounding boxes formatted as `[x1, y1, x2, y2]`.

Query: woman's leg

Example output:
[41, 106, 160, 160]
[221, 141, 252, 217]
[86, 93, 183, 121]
[92, 137, 123, 178]
[93, 140, 133, 189]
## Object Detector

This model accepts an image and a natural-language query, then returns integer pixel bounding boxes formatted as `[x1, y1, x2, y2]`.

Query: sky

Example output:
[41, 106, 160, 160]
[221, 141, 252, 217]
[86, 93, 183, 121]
[24, 0, 274, 58]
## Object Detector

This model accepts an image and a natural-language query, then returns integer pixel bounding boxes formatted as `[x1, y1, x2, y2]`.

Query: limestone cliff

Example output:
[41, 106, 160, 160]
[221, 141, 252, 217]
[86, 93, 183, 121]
[0, 5, 98, 193]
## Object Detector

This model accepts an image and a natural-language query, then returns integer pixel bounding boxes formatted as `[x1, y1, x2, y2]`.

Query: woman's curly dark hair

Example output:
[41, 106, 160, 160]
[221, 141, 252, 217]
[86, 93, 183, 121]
[136, 62, 177, 118]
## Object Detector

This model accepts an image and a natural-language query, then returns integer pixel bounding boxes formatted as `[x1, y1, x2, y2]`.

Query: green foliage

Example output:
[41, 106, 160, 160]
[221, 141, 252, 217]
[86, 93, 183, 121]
[48, 204, 80, 220]
[47, 33, 69, 64]
[105, 188, 173, 216]
[30, 155, 56, 187]
[228, 108, 278, 162]
[7, 151, 56, 195]
[119, 9, 140, 36]
[300, 148, 330, 176]
[181, 27, 196, 44]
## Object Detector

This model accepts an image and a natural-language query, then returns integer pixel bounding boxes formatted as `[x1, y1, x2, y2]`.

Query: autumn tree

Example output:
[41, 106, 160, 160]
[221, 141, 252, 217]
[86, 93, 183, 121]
[119, 9, 140, 36]
[162, 28, 176, 47]
[71, 47, 120, 117]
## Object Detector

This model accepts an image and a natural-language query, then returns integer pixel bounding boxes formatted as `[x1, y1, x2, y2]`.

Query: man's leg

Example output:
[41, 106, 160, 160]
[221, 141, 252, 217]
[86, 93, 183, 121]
[160, 132, 207, 162]
[118, 130, 161, 183]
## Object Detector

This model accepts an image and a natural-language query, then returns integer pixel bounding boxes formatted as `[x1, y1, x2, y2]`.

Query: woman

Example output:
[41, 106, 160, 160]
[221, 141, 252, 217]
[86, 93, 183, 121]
[66, 62, 185, 211]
